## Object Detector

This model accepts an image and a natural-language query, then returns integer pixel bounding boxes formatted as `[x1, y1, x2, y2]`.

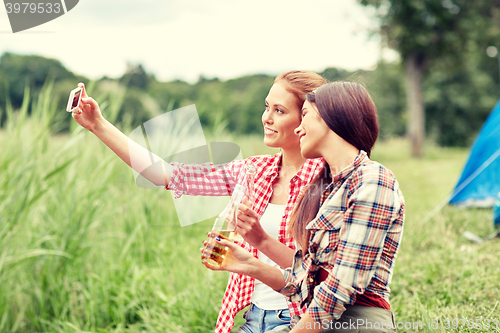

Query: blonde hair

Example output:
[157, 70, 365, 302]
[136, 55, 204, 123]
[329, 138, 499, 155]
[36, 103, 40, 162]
[274, 70, 327, 110]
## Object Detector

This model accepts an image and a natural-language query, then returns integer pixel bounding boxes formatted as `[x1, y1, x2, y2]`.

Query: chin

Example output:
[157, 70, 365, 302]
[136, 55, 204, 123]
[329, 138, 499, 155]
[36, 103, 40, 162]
[263, 138, 280, 148]
[300, 147, 320, 159]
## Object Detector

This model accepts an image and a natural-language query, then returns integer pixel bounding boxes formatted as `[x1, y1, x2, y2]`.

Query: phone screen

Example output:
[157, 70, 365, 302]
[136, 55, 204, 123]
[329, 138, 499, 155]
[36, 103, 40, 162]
[72, 89, 82, 109]
[67, 87, 83, 112]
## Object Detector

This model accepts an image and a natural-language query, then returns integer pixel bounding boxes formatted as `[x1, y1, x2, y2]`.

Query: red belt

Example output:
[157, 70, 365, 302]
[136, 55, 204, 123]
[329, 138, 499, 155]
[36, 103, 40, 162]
[317, 268, 391, 310]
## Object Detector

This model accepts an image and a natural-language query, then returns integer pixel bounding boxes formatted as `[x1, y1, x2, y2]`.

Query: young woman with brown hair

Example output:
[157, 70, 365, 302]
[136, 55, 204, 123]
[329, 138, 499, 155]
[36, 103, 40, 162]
[72, 71, 327, 333]
[205, 82, 405, 332]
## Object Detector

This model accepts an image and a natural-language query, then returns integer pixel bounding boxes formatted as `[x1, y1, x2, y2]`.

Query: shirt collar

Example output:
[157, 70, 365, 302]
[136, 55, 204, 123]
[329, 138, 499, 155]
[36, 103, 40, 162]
[296, 157, 325, 183]
[330, 150, 368, 184]
[262, 152, 325, 183]
[262, 151, 282, 179]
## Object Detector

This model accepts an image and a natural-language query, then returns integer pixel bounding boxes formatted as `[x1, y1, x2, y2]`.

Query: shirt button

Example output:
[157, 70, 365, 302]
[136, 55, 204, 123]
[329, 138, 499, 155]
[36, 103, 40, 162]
[309, 278, 314, 283]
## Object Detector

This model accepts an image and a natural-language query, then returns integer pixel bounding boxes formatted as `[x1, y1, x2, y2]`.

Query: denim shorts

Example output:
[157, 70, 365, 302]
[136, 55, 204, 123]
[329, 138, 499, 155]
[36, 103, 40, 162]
[236, 303, 292, 333]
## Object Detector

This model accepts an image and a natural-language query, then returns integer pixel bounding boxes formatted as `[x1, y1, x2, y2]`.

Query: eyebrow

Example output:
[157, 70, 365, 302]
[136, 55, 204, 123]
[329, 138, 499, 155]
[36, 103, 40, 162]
[265, 100, 289, 110]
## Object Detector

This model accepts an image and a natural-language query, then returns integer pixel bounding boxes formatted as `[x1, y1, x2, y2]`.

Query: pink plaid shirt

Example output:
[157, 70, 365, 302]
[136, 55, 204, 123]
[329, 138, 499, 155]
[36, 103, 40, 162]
[167, 152, 324, 333]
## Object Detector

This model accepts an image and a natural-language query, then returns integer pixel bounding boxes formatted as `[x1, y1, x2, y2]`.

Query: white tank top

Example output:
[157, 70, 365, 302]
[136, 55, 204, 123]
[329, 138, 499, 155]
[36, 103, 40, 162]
[250, 203, 289, 310]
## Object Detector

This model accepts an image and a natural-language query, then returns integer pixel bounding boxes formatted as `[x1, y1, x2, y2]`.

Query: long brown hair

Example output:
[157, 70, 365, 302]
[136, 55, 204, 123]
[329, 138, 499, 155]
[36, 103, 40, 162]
[289, 82, 379, 250]
[274, 70, 327, 111]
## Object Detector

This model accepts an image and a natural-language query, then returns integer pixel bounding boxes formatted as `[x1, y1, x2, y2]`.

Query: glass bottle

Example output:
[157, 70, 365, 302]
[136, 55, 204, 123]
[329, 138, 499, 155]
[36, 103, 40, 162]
[202, 164, 256, 267]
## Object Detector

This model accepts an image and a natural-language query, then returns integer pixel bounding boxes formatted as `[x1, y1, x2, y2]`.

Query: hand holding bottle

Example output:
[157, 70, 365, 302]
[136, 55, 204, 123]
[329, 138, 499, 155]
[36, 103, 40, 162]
[201, 164, 256, 267]
[234, 197, 269, 249]
[202, 236, 259, 275]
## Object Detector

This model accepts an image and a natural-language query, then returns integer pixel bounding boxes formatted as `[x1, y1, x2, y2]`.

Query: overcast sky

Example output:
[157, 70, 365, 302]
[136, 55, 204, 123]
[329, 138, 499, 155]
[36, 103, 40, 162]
[0, 0, 398, 83]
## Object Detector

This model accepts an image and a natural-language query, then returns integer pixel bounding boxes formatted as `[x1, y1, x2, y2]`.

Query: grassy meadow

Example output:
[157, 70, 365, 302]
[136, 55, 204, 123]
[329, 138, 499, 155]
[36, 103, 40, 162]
[0, 86, 499, 333]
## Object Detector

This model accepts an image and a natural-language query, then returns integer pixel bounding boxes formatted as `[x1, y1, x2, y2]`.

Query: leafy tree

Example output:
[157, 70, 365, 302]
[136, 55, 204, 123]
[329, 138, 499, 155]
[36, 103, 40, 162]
[0, 52, 77, 109]
[320, 67, 352, 82]
[120, 63, 155, 90]
[359, 0, 500, 155]
[219, 75, 274, 134]
[364, 61, 407, 139]
[424, 52, 498, 146]
[149, 74, 275, 135]
[148, 79, 193, 113]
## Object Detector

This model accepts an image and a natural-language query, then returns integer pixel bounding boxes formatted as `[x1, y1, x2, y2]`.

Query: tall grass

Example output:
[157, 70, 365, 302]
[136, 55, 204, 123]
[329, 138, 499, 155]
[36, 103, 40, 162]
[371, 139, 500, 333]
[0, 85, 499, 332]
[0, 84, 227, 332]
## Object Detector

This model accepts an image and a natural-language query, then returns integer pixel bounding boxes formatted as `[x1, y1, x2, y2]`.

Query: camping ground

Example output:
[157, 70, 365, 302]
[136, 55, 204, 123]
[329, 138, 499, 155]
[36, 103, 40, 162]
[0, 109, 499, 332]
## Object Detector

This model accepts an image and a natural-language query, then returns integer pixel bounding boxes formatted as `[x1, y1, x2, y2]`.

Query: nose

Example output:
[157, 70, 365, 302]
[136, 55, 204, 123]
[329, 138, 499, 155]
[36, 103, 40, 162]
[294, 124, 302, 136]
[262, 109, 273, 124]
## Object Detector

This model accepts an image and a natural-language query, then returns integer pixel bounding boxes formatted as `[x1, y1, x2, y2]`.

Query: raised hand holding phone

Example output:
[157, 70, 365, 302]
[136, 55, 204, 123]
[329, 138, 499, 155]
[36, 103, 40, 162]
[68, 82, 174, 188]
[70, 83, 105, 133]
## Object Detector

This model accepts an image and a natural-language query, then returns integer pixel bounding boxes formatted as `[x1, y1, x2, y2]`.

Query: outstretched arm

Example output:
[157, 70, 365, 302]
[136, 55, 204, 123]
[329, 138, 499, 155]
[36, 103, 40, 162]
[72, 83, 172, 186]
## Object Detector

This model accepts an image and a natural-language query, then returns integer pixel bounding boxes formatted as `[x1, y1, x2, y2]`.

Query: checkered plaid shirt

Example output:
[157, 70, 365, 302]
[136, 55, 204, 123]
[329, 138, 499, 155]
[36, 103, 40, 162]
[167, 153, 324, 333]
[278, 151, 405, 324]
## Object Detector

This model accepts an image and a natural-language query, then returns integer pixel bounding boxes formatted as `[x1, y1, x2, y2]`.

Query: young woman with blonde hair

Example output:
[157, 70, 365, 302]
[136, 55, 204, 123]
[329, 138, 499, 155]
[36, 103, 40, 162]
[72, 71, 327, 333]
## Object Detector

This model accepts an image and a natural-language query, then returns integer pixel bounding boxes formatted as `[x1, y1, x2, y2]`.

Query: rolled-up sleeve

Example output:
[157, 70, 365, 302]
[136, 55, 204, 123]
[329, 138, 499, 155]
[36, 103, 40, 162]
[276, 249, 306, 298]
[277, 267, 298, 297]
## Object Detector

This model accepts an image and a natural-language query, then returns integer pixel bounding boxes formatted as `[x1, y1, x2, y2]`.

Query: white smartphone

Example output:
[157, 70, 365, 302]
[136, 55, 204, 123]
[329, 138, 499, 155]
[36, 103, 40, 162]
[66, 87, 83, 112]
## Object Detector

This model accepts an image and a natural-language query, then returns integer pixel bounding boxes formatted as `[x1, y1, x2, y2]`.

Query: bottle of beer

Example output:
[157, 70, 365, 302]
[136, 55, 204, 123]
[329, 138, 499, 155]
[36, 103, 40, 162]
[202, 163, 256, 267]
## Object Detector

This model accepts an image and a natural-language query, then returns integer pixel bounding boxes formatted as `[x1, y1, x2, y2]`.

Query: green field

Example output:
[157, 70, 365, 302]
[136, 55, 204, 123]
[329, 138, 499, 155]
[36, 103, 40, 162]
[0, 91, 499, 332]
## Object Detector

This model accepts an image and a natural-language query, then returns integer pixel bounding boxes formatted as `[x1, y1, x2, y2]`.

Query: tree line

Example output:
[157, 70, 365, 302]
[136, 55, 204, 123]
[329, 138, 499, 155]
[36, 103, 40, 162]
[0, 26, 498, 149]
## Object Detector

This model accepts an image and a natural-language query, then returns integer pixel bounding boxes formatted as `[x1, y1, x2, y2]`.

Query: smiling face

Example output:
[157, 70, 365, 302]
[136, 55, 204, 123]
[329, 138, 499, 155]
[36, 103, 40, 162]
[262, 83, 302, 150]
[294, 100, 333, 159]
